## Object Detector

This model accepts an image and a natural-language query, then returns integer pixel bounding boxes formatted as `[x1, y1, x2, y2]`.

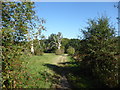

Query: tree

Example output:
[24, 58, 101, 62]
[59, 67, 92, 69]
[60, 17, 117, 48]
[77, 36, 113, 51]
[57, 32, 63, 49]
[66, 39, 81, 52]
[61, 38, 70, 53]
[2, 2, 37, 42]
[46, 32, 63, 52]
[47, 34, 58, 52]
[80, 16, 118, 87]
[2, 2, 40, 88]
[32, 19, 46, 55]
[67, 46, 75, 55]
[33, 35, 46, 56]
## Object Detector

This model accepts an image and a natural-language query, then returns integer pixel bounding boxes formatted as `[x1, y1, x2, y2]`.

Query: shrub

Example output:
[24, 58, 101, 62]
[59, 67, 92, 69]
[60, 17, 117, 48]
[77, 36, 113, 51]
[80, 16, 119, 87]
[67, 46, 75, 55]
[61, 48, 65, 54]
[55, 48, 64, 55]
[88, 52, 117, 87]
[34, 49, 44, 56]
[55, 49, 61, 55]
[34, 45, 44, 56]
[60, 46, 65, 54]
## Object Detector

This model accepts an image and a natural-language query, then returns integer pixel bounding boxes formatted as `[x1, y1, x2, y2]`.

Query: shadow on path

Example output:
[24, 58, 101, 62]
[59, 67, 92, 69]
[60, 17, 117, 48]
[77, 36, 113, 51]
[44, 62, 73, 89]
[44, 64, 64, 76]
[44, 60, 106, 89]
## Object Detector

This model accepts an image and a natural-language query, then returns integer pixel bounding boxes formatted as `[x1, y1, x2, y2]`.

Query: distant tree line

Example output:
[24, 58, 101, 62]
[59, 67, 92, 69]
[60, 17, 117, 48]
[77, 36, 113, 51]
[31, 32, 78, 56]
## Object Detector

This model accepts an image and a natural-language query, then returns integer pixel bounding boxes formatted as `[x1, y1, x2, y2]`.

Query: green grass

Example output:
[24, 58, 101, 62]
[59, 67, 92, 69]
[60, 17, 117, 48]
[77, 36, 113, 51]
[15, 53, 113, 88]
[18, 53, 59, 88]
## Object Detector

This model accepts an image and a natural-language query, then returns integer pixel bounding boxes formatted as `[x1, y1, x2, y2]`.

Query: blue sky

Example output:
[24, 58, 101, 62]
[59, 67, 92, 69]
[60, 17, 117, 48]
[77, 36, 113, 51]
[34, 2, 118, 39]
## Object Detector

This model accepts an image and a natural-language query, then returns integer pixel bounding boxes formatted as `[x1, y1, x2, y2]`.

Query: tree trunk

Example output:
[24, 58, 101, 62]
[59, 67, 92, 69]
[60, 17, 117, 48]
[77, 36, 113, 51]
[58, 42, 61, 49]
[31, 41, 34, 54]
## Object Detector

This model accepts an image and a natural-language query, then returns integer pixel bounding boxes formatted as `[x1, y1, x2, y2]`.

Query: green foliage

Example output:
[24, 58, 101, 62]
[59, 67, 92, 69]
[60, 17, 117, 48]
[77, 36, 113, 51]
[61, 38, 69, 47]
[67, 46, 75, 55]
[2, 43, 25, 88]
[33, 39, 44, 55]
[45, 32, 63, 53]
[114, 36, 120, 55]
[2, 2, 36, 41]
[80, 16, 118, 87]
[2, 2, 40, 88]
[60, 46, 65, 54]
[55, 46, 64, 55]
[66, 56, 107, 88]
[55, 49, 62, 55]
[61, 38, 80, 53]
[66, 39, 81, 52]
[34, 45, 44, 56]
[55, 49, 64, 55]
[61, 38, 70, 53]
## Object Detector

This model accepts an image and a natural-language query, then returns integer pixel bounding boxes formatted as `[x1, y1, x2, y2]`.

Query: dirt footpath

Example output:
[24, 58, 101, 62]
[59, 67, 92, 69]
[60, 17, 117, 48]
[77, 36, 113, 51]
[52, 54, 71, 89]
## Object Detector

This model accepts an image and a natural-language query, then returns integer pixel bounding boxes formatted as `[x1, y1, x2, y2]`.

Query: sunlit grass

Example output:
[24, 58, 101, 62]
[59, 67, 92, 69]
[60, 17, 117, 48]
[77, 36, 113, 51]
[19, 53, 59, 88]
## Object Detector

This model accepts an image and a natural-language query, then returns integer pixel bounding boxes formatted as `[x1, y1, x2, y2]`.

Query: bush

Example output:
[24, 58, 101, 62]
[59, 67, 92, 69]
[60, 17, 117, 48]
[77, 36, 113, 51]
[60, 46, 65, 54]
[34, 45, 44, 56]
[67, 46, 75, 55]
[55, 49, 64, 55]
[80, 16, 119, 87]
[81, 51, 118, 87]
[55, 49, 61, 55]
[61, 48, 65, 54]
[34, 49, 43, 56]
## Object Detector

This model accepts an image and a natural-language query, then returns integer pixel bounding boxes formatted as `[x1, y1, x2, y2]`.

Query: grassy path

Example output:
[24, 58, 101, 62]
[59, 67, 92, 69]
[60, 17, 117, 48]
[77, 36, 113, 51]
[19, 53, 102, 88]
[21, 53, 71, 88]
[51, 54, 71, 89]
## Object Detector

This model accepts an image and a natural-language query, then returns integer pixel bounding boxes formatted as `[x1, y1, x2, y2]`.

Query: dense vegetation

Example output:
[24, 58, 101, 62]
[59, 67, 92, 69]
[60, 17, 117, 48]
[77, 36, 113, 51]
[2, 2, 45, 88]
[1, 1, 120, 89]
[76, 17, 119, 88]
